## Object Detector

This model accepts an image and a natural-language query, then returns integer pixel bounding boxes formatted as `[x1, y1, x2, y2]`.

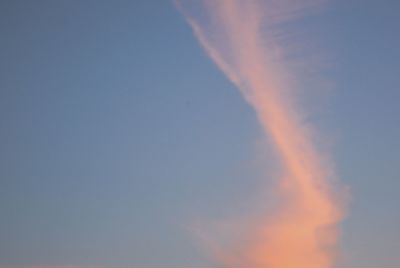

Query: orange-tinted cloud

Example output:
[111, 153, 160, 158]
[176, 1, 347, 267]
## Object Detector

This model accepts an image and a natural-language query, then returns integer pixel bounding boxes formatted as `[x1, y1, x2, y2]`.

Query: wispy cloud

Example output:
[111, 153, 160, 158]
[176, 0, 347, 267]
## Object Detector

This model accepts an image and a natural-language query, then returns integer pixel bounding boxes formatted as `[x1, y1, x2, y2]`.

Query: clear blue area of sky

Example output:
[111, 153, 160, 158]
[0, 1, 399, 268]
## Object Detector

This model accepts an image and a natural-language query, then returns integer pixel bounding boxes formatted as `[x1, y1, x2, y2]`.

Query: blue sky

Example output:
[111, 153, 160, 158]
[0, 1, 399, 267]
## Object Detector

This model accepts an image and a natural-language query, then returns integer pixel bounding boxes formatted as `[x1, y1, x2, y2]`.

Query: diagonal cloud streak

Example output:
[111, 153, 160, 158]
[175, 0, 347, 267]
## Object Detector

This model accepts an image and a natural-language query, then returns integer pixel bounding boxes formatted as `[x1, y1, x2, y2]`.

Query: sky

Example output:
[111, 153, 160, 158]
[0, 1, 399, 268]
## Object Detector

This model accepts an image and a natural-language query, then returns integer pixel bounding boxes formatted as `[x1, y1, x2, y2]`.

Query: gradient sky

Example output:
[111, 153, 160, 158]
[1, 1, 399, 268]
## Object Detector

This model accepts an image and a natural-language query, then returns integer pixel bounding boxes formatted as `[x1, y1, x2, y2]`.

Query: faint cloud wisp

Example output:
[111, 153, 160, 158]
[176, 0, 348, 267]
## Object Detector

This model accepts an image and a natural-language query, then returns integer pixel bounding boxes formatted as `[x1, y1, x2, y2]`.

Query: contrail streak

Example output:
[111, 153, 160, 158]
[175, 1, 346, 267]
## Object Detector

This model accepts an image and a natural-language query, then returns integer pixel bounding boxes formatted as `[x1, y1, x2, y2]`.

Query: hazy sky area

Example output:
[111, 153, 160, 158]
[1, 1, 399, 268]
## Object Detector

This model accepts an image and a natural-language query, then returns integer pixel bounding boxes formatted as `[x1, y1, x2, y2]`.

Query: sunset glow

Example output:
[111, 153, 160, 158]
[176, 1, 347, 267]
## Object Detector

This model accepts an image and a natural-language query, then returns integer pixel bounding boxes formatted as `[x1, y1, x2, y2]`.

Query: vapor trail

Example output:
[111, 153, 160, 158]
[176, 1, 346, 267]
